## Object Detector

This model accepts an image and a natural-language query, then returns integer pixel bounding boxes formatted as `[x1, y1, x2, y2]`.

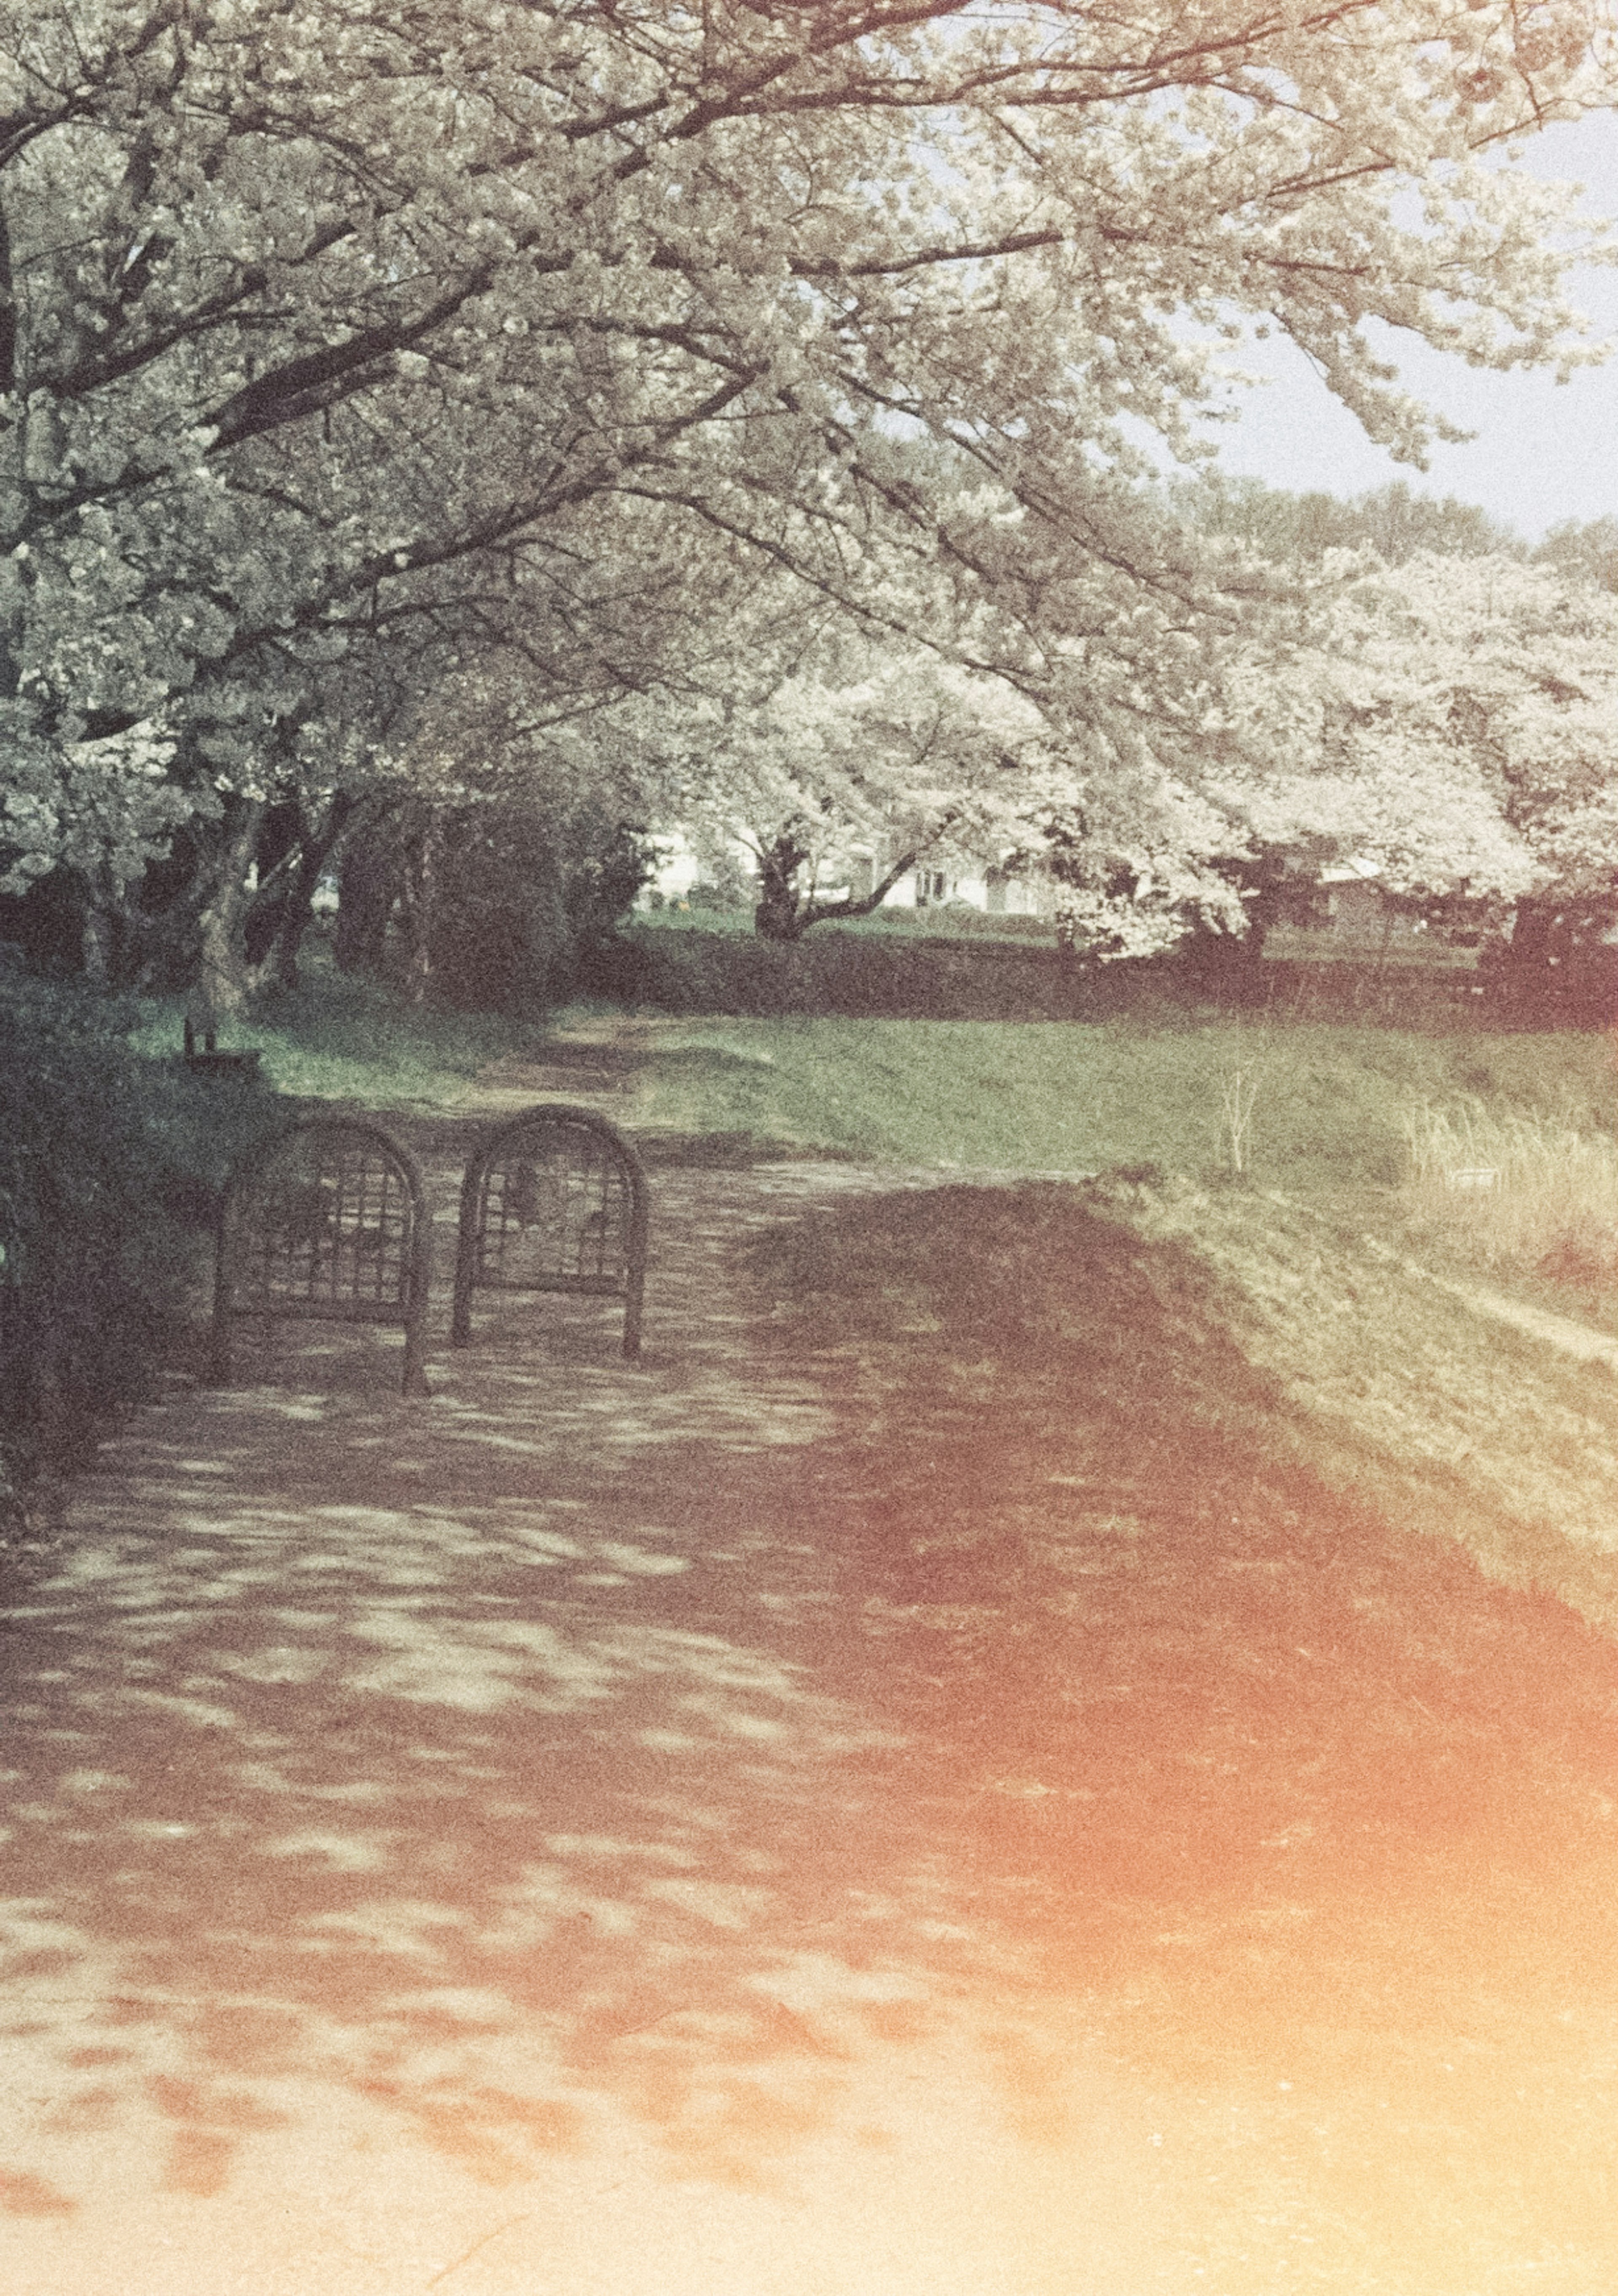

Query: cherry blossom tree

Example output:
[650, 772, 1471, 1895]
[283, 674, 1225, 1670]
[1184, 477, 1525, 569]
[603, 585, 1060, 937]
[1398, 554, 1618, 961]
[1178, 549, 1616, 957]
[0, 0, 1611, 985]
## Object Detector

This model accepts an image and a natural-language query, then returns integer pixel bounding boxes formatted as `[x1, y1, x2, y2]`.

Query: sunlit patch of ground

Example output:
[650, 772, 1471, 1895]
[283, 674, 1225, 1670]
[3, 1129, 1618, 2293]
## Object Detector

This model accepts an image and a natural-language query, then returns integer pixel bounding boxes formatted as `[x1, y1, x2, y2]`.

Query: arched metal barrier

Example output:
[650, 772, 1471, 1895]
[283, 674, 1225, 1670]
[452, 1105, 648, 1360]
[211, 1116, 431, 1394]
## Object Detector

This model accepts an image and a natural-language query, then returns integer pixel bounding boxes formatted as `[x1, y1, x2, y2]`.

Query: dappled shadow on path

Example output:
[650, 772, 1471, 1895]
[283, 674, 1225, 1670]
[4, 1168, 1618, 2288]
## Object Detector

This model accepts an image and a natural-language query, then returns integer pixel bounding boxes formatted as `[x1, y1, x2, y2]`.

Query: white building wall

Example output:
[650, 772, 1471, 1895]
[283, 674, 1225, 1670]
[879, 864, 1047, 915]
[642, 831, 1053, 917]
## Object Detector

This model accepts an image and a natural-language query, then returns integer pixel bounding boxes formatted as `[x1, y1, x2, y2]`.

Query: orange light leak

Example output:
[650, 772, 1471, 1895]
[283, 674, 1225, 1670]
[4, 1231, 1618, 2295]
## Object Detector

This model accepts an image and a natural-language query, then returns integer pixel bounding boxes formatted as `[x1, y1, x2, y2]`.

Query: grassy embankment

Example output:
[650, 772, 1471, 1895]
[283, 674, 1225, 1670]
[624, 1010, 1615, 1193]
[622, 1012, 1618, 1632]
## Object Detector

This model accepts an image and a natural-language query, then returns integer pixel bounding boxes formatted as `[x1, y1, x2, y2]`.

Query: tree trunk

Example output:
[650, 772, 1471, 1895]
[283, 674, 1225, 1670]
[753, 831, 812, 941]
[244, 792, 361, 993]
[79, 898, 113, 986]
[397, 807, 441, 1002]
[71, 862, 152, 990]
[261, 861, 320, 991]
[191, 796, 265, 1023]
[753, 823, 948, 941]
[1501, 896, 1568, 1022]
[335, 829, 399, 974]
[1509, 897, 1558, 970]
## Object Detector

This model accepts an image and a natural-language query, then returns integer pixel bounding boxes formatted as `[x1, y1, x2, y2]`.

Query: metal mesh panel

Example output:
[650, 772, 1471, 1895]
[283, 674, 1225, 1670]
[452, 1106, 648, 1359]
[212, 1117, 430, 1394]
[475, 1126, 632, 1295]
[236, 1135, 413, 1312]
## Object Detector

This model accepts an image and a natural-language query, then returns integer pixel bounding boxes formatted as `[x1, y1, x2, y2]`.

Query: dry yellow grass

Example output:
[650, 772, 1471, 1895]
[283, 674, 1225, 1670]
[1401, 1100, 1618, 1290]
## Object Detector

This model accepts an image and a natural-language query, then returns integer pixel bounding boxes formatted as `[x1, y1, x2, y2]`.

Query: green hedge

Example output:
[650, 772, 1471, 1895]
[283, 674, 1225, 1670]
[595, 924, 1538, 1028]
[0, 977, 279, 1498]
[597, 922, 1153, 1020]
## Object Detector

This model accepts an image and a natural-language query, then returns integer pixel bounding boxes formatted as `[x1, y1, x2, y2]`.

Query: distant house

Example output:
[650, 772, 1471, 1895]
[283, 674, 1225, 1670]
[843, 849, 1054, 918]
[1262, 859, 1482, 970]
[1315, 856, 1405, 937]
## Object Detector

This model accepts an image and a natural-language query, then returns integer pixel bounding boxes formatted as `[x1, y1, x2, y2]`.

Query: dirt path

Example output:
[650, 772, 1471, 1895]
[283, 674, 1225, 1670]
[4, 1043, 1618, 2295]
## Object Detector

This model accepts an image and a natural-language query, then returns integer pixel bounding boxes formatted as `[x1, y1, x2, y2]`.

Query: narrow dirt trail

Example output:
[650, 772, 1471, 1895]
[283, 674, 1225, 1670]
[3, 1039, 1618, 2295]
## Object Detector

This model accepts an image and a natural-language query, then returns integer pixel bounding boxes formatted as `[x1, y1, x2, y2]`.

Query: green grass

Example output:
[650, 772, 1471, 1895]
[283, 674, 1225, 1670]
[118, 954, 1618, 1230]
[631, 1014, 1618, 1191]
[634, 904, 757, 935]
[128, 960, 549, 1107]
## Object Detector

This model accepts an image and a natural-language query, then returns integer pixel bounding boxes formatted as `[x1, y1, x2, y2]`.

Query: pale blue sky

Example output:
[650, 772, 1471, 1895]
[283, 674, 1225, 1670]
[1197, 112, 1617, 541]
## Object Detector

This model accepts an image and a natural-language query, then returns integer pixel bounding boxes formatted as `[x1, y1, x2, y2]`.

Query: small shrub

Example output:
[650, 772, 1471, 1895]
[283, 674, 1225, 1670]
[0, 981, 278, 1490]
[428, 806, 656, 1012]
[1219, 1062, 1262, 1175]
